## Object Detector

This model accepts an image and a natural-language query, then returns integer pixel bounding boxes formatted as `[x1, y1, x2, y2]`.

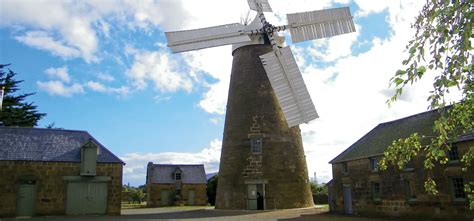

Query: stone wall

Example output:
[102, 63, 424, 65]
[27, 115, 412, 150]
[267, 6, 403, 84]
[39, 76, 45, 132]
[0, 161, 122, 217]
[215, 44, 313, 210]
[147, 183, 207, 206]
[331, 140, 474, 220]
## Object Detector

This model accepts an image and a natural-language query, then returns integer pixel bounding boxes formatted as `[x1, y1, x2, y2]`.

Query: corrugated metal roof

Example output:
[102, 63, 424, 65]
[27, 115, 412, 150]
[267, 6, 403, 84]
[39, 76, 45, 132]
[329, 107, 473, 164]
[148, 164, 207, 184]
[0, 127, 124, 164]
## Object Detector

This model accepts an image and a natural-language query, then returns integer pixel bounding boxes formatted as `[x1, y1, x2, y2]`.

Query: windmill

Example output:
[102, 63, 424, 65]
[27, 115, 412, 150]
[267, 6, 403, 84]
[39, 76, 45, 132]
[165, 0, 355, 210]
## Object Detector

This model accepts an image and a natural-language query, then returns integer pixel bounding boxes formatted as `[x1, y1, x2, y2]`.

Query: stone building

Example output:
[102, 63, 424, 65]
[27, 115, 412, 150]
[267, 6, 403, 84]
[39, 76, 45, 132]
[146, 163, 207, 206]
[328, 109, 473, 220]
[215, 42, 313, 210]
[0, 127, 124, 217]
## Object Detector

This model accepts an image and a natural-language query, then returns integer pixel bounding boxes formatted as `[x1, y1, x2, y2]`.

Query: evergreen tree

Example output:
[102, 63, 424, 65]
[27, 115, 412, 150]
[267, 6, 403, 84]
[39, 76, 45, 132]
[0, 64, 46, 127]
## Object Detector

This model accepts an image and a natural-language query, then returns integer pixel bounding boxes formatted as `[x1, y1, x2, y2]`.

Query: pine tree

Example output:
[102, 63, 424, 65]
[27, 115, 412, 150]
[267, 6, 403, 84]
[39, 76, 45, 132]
[0, 64, 46, 127]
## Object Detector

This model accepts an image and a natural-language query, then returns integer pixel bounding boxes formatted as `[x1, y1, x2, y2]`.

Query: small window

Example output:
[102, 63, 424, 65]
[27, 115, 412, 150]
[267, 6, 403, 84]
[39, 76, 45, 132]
[341, 162, 348, 174]
[175, 173, 182, 181]
[369, 157, 379, 172]
[404, 159, 414, 171]
[452, 178, 466, 200]
[371, 182, 381, 201]
[448, 145, 460, 162]
[251, 138, 262, 154]
[404, 180, 416, 200]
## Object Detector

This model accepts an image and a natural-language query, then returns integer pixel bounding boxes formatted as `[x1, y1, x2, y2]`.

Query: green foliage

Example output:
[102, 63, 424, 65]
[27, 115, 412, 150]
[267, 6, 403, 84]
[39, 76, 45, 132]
[206, 175, 218, 206]
[382, 0, 473, 209]
[123, 185, 145, 203]
[0, 64, 46, 127]
[130, 188, 145, 203]
[310, 182, 328, 195]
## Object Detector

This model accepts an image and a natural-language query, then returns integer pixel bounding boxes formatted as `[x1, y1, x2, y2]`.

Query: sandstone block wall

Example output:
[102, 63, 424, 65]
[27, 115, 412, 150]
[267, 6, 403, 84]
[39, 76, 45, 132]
[215, 44, 313, 210]
[0, 161, 122, 217]
[147, 183, 207, 206]
[331, 140, 474, 220]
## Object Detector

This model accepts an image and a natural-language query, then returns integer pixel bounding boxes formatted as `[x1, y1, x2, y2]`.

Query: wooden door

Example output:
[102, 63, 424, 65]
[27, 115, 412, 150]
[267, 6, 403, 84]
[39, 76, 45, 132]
[160, 190, 170, 206]
[16, 184, 37, 216]
[247, 184, 257, 210]
[343, 185, 353, 214]
[187, 190, 195, 205]
[66, 181, 108, 215]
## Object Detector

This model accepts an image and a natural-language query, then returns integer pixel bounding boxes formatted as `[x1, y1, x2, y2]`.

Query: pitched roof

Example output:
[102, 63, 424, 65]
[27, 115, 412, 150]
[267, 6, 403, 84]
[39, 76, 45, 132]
[329, 108, 472, 164]
[147, 164, 207, 184]
[0, 127, 124, 164]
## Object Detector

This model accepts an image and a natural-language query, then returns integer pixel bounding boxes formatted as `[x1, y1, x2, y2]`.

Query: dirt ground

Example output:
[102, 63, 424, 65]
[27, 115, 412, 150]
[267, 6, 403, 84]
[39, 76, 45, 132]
[1, 206, 454, 221]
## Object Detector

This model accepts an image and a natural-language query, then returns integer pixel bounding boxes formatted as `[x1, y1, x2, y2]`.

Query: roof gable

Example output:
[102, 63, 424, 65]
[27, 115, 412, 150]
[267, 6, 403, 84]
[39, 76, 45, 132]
[330, 108, 442, 164]
[0, 127, 123, 164]
[147, 164, 207, 184]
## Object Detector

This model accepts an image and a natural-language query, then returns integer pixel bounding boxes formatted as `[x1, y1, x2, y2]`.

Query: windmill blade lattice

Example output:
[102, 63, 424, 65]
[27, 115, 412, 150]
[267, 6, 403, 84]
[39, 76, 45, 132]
[164, 0, 355, 127]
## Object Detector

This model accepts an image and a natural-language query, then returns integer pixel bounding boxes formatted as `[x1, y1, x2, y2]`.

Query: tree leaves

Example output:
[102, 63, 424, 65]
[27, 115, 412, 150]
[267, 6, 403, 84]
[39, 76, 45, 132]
[382, 0, 473, 209]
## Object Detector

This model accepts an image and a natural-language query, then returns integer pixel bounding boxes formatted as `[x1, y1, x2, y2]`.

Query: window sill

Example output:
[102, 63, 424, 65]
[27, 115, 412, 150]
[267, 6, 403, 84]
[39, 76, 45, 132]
[447, 160, 460, 165]
[407, 198, 417, 204]
[453, 198, 467, 204]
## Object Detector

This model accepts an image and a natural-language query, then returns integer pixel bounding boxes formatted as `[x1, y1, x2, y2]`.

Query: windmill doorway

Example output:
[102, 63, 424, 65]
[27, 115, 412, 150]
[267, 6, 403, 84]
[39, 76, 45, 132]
[246, 183, 265, 210]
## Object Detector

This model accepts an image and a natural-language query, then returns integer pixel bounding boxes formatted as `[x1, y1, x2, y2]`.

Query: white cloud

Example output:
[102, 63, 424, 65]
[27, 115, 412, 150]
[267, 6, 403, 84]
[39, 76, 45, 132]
[126, 48, 193, 93]
[37, 80, 84, 97]
[86, 81, 130, 96]
[16, 31, 81, 59]
[121, 139, 222, 185]
[307, 24, 361, 63]
[354, 0, 390, 17]
[1, 1, 99, 62]
[154, 95, 172, 103]
[45, 66, 70, 83]
[97, 73, 115, 82]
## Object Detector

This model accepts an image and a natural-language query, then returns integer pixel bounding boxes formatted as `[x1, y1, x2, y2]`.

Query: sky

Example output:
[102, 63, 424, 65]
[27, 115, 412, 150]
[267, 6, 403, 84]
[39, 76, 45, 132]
[0, 0, 443, 187]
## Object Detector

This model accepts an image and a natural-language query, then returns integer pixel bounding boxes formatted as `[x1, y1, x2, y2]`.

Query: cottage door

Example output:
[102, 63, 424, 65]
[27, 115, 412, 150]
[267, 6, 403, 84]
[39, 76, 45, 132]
[187, 190, 196, 205]
[343, 185, 353, 214]
[247, 184, 258, 210]
[160, 190, 170, 206]
[16, 182, 37, 216]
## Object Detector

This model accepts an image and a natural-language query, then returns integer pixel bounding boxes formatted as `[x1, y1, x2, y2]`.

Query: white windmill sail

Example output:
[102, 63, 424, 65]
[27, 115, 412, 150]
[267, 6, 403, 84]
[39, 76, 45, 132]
[164, 1, 355, 127]
[248, 0, 272, 12]
[260, 47, 319, 127]
[287, 7, 355, 43]
[166, 23, 251, 53]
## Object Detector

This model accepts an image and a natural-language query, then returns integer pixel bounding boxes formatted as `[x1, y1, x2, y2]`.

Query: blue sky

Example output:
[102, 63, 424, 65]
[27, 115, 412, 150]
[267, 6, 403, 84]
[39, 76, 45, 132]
[0, 0, 437, 186]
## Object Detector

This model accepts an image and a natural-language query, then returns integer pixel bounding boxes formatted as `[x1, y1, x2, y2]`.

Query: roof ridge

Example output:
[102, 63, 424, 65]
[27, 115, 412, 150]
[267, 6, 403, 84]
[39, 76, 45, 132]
[0, 126, 88, 134]
[154, 164, 205, 166]
[378, 106, 450, 126]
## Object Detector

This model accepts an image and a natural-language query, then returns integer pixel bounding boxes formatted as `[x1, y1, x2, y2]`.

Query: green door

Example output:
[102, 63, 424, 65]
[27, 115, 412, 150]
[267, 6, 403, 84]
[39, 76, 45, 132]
[247, 184, 257, 210]
[16, 184, 37, 216]
[66, 181, 108, 215]
[187, 190, 195, 205]
[160, 190, 170, 206]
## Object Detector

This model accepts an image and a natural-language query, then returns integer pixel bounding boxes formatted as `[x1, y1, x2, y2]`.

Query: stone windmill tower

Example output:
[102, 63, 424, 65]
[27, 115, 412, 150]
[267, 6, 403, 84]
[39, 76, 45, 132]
[165, 0, 355, 210]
